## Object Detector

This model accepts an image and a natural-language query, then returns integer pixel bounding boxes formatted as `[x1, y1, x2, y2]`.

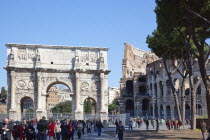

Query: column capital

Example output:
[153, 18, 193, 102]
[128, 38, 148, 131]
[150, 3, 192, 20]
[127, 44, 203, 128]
[75, 72, 80, 79]
[11, 70, 16, 78]
[100, 72, 104, 80]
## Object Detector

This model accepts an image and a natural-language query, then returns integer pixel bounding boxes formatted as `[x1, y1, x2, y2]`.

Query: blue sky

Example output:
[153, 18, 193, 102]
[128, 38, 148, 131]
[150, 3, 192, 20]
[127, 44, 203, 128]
[0, 0, 157, 88]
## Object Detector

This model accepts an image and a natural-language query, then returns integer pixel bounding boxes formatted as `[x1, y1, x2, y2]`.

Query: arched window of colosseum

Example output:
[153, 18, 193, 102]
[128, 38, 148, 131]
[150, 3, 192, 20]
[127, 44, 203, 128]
[159, 81, 164, 97]
[160, 105, 164, 119]
[125, 99, 134, 116]
[142, 98, 150, 116]
[166, 80, 171, 95]
[196, 104, 202, 115]
[139, 85, 147, 95]
[126, 80, 133, 95]
[185, 88, 190, 96]
[185, 104, 191, 119]
[138, 77, 146, 82]
[166, 106, 171, 118]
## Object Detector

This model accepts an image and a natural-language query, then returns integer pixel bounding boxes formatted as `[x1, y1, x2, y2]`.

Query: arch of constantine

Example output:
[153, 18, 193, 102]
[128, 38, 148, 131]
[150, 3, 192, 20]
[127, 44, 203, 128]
[5, 44, 110, 120]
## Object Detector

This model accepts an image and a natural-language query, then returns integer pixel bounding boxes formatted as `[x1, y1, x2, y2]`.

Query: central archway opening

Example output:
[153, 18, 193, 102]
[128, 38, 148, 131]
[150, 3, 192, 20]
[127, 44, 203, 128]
[46, 83, 73, 117]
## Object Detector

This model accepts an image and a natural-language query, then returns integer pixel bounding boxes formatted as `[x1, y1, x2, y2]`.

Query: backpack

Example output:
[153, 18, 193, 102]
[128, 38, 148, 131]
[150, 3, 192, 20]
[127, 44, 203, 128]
[37, 121, 45, 132]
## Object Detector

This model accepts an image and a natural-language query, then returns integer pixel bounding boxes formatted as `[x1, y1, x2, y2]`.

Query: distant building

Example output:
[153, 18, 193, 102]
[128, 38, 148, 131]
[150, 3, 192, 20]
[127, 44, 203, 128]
[57, 89, 72, 103]
[108, 87, 120, 105]
[22, 98, 33, 110]
[47, 86, 58, 111]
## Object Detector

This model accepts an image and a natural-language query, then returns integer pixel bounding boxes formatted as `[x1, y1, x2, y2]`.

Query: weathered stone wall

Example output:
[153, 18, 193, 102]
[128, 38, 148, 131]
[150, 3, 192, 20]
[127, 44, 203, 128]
[5, 44, 110, 120]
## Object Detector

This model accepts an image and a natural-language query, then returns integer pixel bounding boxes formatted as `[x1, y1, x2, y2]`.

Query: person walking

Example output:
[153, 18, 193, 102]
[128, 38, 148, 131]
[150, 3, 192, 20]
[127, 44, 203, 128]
[207, 128, 210, 140]
[2, 118, 14, 140]
[47, 119, 55, 140]
[60, 120, 69, 140]
[13, 121, 23, 140]
[96, 121, 103, 136]
[145, 120, 149, 130]
[37, 116, 48, 140]
[76, 121, 82, 139]
[55, 121, 61, 140]
[151, 119, 154, 129]
[0, 119, 3, 140]
[129, 121, 133, 130]
[116, 121, 125, 140]
[200, 120, 207, 140]
[25, 120, 36, 140]
[69, 122, 74, 140]
[86, 121, 91, 133]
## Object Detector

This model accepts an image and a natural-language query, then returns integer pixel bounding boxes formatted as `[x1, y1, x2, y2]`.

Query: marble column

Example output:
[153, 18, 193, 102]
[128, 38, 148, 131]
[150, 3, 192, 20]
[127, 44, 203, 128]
[37, 72, 41, 109]
[100, 72, 105, 112]
[9, 70, 18, 120]
[10, 71, 16, 109]
[75, 72, 80, 111]
[36, 72, 43, 120]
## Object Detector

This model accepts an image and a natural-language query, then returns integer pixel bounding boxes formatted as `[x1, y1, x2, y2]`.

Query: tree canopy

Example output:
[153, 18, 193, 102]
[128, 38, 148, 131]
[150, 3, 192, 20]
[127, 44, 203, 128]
[51, 101, 72, 113]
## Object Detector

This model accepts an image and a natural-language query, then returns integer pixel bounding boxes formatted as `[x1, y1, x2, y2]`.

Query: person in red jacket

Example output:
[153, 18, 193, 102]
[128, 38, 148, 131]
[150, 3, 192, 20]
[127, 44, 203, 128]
[47, 119, 55, 140]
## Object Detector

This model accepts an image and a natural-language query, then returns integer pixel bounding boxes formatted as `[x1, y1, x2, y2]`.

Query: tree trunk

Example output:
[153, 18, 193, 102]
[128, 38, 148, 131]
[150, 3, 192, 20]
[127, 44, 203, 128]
[187, 58, 196, 130]
[163, 60, 182, 122]
[206, 90, 210, 127]
[181, 78, 186, 128]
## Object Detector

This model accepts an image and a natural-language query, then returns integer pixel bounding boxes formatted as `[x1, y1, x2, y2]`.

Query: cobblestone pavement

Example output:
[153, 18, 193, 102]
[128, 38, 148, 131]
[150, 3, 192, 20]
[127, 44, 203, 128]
[70, 124, 204, 140]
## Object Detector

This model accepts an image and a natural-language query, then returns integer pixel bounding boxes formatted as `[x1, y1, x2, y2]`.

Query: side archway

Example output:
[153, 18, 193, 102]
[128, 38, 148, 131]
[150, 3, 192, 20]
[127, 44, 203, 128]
[125, 99, 134, 116]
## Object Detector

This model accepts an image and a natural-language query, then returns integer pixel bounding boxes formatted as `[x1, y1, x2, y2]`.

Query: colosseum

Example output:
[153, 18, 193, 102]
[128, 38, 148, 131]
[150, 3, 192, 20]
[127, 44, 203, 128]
[119, 43, 208, 120]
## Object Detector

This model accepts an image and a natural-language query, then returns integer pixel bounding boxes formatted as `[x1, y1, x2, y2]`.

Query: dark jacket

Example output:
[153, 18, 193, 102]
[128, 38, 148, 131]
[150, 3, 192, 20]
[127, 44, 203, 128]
[61, 123, 69, 136]
[117, 124, 125, 134]
[37, 119, 48, 134]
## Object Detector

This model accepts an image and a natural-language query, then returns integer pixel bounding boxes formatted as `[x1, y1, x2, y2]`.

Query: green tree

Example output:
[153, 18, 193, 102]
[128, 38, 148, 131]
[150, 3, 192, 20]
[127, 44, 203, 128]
[25, 107, 34, 113]
[0, 87, 7, 100]
[84, 99, 92, 114]
[51, 101, 72, 113]
[108, 99, 119, 114]
[148, 0, 210, 129]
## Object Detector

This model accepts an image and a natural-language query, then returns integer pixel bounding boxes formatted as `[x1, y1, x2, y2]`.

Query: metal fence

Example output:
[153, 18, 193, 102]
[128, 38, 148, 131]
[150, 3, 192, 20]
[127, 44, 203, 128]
[0, 113, 130, 126]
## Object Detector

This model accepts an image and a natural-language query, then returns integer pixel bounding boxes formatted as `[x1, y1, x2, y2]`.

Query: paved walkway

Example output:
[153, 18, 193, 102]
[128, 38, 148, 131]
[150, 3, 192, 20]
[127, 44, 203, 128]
[73, 131, 114, 140]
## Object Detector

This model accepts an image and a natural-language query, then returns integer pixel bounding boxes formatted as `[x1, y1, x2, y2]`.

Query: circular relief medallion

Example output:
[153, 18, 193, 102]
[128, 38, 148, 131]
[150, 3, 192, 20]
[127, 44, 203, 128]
[16, 80, 27, 89]
[80, 82, 89, 91]
[91, 82, 100, 91]
[28, 81, 34, 89]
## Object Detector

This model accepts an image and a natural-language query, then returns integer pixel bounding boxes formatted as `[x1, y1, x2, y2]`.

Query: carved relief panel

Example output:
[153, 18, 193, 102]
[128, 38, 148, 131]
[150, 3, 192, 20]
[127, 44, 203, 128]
[15, 80, 35, 93]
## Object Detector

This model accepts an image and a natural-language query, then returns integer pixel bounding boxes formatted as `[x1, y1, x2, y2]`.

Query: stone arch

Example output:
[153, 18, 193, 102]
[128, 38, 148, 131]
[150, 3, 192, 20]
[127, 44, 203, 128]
[83, 97, 97, 114]
[20, 96, 34, 113]
[185, 104, 190, 119]
[166, 80, 171, 95]
[42, 77, 74, 96]
[166, 105, 171, 119]
[185, 88, 190, 96]
[125, 99, 134, 116]
[160, 104, 164, 119]
[138, 77, 146, 82]
[126, 80, 133, 95]
[142, 98, 150, 116]
[196, 104, 202, 115]
[159, 81, 164, 97]
[139, 85, 147, 95]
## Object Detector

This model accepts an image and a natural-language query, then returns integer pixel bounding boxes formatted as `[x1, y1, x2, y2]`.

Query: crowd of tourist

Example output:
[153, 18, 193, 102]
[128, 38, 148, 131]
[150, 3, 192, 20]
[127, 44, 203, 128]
[0, 116, 104, 140]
